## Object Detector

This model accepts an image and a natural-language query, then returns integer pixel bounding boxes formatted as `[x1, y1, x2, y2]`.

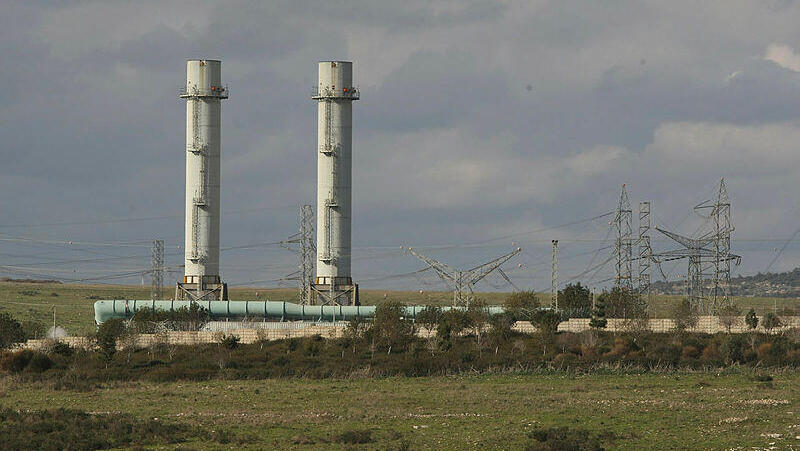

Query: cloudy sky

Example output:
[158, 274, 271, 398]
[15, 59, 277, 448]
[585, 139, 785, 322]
[2, 0, 800, 292]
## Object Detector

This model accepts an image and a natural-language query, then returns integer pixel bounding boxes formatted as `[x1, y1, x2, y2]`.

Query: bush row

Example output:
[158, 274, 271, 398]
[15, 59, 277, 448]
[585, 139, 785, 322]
[2, 328, 799, 386]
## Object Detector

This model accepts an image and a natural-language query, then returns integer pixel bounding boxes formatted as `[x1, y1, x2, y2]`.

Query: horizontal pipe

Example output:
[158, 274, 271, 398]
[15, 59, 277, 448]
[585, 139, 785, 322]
[93, 300, 506, 324]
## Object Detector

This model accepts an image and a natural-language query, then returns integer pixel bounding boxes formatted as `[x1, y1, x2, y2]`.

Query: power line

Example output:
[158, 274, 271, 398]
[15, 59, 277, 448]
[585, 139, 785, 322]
[0, 204, 297, 229]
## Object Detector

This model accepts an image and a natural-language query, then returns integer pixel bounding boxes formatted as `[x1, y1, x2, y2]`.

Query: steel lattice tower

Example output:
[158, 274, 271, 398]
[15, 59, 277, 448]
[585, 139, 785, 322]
[299, 205, 315, 305]
[638, 202, 652, 309]
[151, 239, 164, 301]
[652, 179, 740, 313]
[614, 184, 633, 291]
[407, 247, 521, 307]
[712, 178, 732, 310]
[551, 240, 558, 309]
[280, 205, 317, 304]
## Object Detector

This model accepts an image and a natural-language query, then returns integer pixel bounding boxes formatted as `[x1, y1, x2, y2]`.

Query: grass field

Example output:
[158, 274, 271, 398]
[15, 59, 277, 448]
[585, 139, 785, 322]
[1, 371, 798, 449]
[1, 281, 799, 337]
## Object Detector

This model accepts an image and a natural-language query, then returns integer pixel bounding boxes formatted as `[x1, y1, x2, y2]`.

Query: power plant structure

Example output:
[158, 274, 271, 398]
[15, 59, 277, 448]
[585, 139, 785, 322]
[176, 59, 228, 301]
[310, 61, 360, 306]
[87, 57, 744, 327]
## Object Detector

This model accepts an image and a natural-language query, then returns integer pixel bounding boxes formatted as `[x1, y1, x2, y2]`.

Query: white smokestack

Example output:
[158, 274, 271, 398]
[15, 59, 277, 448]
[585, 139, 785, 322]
[178, 59, 228, 300]
[312, 61, 359, 305]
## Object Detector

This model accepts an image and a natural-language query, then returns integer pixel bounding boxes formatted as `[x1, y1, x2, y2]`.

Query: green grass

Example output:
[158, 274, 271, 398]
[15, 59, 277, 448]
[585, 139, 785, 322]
[0, 281, 798, 337]
[1, 371, 798, 449]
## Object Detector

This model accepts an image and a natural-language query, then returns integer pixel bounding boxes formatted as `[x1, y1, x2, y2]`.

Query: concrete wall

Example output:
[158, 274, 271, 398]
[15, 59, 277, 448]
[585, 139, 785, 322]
[19, 316, 800, 351]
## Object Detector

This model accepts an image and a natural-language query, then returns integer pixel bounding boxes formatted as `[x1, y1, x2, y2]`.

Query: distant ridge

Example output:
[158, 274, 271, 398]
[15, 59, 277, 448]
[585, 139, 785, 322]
[0, 277, 62, 284]
[651, 267, 800, 298]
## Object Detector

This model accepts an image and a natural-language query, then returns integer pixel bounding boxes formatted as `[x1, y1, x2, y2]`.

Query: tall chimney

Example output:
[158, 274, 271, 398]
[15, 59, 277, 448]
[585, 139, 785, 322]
[311, 61, 359, 305]
[177, 59, 228, 301]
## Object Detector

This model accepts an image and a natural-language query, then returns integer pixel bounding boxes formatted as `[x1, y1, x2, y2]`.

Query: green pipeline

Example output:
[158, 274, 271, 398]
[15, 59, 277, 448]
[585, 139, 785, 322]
[93, 300, 507, 324]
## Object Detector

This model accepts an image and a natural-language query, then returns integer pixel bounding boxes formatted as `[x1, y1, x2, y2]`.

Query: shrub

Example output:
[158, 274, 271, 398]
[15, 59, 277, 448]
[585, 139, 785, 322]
[762, 313, 782, 332]
[526, 426, 609, 451]
[415, 306, 443, 332]
[721, 334, 747, 364]
[21, 320, 46, 340]
[0, 313, 25, 349]
[504, 291, 540, 321]
[530, 310, 565, 335]
[96, 318, 127, 360]
[0, 349, 50, 373]
[487, 312, 516, 344]
[343, 316, 370, 343]
[787, 348, 800, 364]
[646, 343, 681, 366]
[589, 295, 607, 330]
[756, 343, 772, 361]
[49, 341, 73, 357]
[0, 408, 200, 450]
[700, 343, 721, 362]
[26, 352, 53, 373]
[130, 304, 211, 332]
[553, 352, 579, 368]
[220, 334, 240, 350]
[605, 336, 637, 358]
[1, 349, 34, 373]
[681, 345, 699, 360]
[745, 308, 759, 330]
[435, 309, 473, 348]
[558, 283, 592, 317]
[672, 299, 699, 331]
[466, 300, 490, 341]
[372, 301, 415, 352]
[334, 429, 373, 444]
[753, 372, 773, 382]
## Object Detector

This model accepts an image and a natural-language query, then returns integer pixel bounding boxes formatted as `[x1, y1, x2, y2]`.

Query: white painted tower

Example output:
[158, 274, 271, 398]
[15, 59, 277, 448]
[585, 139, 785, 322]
[177, 59, 228, 301]
[311, 61, 359, 305]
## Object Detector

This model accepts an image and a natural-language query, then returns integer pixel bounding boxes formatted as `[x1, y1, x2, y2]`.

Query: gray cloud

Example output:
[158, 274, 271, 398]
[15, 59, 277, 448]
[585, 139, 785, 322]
[2, 1, 800, 291]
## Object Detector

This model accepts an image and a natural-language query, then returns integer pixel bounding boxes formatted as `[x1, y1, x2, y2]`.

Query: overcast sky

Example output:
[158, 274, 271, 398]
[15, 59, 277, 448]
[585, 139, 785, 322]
[2, 0, 800, 293]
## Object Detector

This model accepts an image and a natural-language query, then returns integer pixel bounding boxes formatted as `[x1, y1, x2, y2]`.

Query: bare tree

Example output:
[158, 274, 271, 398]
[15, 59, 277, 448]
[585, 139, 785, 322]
[718, 304, 742, 333]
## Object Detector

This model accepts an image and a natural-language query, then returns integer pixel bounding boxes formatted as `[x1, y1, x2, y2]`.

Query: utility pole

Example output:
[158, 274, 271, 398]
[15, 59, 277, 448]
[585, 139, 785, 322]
[551, 240, 558, 309]
[151, 239, 164, 300]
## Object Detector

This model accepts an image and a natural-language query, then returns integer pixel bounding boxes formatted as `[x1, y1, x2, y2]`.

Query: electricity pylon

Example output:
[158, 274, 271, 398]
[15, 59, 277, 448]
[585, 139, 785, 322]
[638, 202, 652, 309]
[652, 179, 740, 313]
[693, 178, 737, 312]
[281, 205, 316, 304]
[407, 247, 522, 307]
[551, 240, 558, 309]
[151, 240, 164, 300]
[614, 184, 633, 291]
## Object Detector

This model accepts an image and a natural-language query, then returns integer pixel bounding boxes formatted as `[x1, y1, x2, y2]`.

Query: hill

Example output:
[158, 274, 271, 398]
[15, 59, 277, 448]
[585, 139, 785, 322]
[652, 267, 800, 298]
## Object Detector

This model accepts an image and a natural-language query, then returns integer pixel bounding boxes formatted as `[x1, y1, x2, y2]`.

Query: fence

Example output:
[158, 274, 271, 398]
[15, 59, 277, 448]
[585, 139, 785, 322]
[19, 316, 800, 351]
